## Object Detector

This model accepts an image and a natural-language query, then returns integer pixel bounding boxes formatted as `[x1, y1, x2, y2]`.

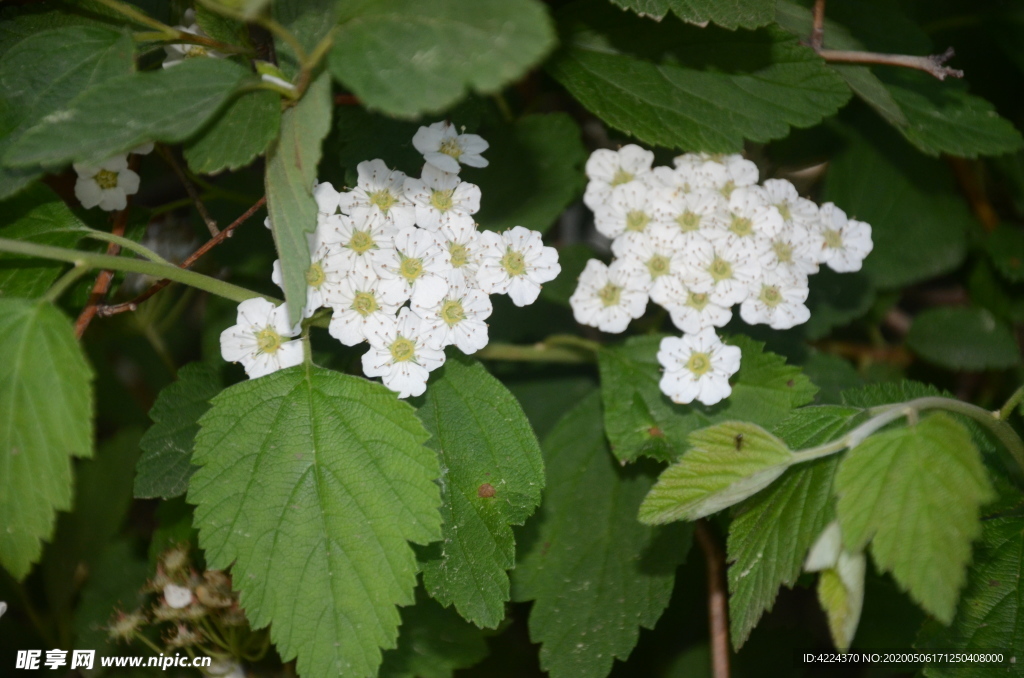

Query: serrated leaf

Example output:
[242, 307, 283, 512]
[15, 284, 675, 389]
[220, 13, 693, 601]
[802, 268, 875, 341]
[599, 334, 816, 463]
[184, 90, 281, 175]
[515, 392, 691, 678]
[329, 0, 555, 117]
[816, 553, 867, 653]
[416, 356, 544, 628]
[822, 123, 971, 289]
[506, 376, 596, 440]
[548, 1, 850, 153]
[835, 412, 994, 623]
[986, 224, 1024, 283]
[465, 113, 586, 234]
[194, 3, 250, 47]
[917, 515, 1024, 678]
[0, 299, 93, 580]
[907, 307, 1020, 371]
[379, 589, 489, 678]
[728, 405, 862, 647]
[5, 58, 254, 167]
[610, 0, 774, 29]
[265, 72, 331, 326]
[188, 366, 442, 678]
[639, 421, 793, 524]
[273, 0, 341, 78]
[135, 362, 222, 500]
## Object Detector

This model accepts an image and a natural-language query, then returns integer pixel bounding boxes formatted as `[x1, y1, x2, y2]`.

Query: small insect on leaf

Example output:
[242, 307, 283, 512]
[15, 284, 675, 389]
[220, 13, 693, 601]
[734, 434, 744, 451]
[477, 483, 496, 498]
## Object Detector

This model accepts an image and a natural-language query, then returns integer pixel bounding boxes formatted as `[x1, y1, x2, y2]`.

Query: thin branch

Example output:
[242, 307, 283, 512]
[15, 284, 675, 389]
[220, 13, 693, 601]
[158, 145, 219, 236]
[97, 197, 267, 317]
[811, 0, 826, 50]
[694, 521, 730, 678]
[74, 198, 132, 338]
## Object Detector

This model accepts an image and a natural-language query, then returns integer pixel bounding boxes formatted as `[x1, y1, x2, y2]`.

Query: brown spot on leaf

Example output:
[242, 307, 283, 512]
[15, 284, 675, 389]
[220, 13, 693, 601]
[648, 426, 664, 438]
[477, 483, 496, 498]
[786, 379, 795, 387]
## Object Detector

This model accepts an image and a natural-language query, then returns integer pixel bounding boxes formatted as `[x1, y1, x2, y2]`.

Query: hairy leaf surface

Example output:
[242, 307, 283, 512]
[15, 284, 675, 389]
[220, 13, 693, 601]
[610, 0, 775, 29]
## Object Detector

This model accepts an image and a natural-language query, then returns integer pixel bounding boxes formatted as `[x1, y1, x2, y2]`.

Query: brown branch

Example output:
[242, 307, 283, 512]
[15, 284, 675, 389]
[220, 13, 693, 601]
[75, 207, 130, 338]
[695, 520, 730, 678]
[948, 157, 999, 233]
[811, 0, 826, 50]
[334, 93, 361, 106]
[157, 145, 219, 236]
[96, 197, 266, 318]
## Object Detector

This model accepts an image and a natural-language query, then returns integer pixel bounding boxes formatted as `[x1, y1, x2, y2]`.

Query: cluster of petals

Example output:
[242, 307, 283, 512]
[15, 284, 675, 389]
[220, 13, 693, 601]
[221, 122, 561, 397]
[73, 143, 152, 212]
[571, 146, 873, 406]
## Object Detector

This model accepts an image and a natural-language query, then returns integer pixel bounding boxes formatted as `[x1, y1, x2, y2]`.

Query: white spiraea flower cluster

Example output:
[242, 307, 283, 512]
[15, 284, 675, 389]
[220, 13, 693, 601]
[221, 122, 561, 397]
[571, 146, 873, 406]
[73, 143, 153, 212]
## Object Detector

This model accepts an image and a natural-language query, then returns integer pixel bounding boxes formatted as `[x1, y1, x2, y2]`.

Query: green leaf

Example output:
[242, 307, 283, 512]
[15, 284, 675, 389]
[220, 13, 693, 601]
[416, 356, 544, 628]
[548, 1, 850, 153]
[0, 184, 90, 298]
[0, 299, 93, 580]
[727, 406, 862, 647]
[265, 72, 331, 326]
[599, 334, 816, 463]
[188, 366, 442, 678]
[835, 412, 995, 623]
[639, 421, 793, 524]
[515, 393, 691, 678]
[822, 123, 972, 289]
[986, 224, 1024, 284]
[917, 515, 1024, 678]
[610, 0, 775, 29]
[135, 362, 222, 500]
[5, 58, 254, 167]
[802, 269, 875, 341]
[506, 375, 596, 440]
[183, 90, 282, 175]
[466, 113, 586, 234]
[907, 307, 1020, 371]
[330, 0, 555, 117]
[194, 3, 250, 47]
[379, 589, 490, 678]
[272, 0, 341, 78]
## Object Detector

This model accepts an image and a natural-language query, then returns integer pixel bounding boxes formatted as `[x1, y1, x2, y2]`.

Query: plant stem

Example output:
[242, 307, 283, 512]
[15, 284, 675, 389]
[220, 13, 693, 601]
[0, 238, 273, 306]
[694, 521, 730, 678]
[999, 385, 1024, 421]
[43, 264, 89, 303]
[475, 340, 595, 363]
[157, 145, 219, 236]
[92, 0, 176, 35]
[81, 231, 169, 264]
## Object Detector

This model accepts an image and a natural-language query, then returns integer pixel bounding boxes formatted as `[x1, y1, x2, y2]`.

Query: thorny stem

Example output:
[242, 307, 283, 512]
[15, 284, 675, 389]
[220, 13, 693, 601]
[694, 521, 730, 678]
[158, 146, 219, 236]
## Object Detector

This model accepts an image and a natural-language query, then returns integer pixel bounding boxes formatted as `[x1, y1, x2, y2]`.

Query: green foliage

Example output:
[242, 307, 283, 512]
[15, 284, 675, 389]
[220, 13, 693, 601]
[416, 356, 544, 628]
[610, 0, 775, 29]
[907, 307, 1020, 370]
[727, 406, 861, 647]
[184, 90, 282, 175]
[549, 1, 850, 153]
[515, 393, 691, 678]
[835, 412, 995, 623]
[135, 362, 222, 499]
[379, 591, 490, 678]
[188, 366, 442, 678]
[599, 335, 815, 463]
[265, 73, 331, 326]
[639, 421, 793, 524]
[986, 224, 1024, 283]
[330, 0, 555, 117]
[0, 299, 93, 580]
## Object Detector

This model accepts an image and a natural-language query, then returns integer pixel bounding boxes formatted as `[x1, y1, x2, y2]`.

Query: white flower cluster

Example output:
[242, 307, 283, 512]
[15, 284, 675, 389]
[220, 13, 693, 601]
[220, 122, 561, 397]
[571, 146, 872, 406]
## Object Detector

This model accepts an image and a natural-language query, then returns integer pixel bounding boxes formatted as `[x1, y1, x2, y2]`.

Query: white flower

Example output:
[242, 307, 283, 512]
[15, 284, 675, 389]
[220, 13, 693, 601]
[162, 20, 224, 68]
[594, 182, 658, 239]
[569, 259, 648, 333]
[476, 226, 561, 306]
[760, 221, 820, 279]
[815, 203, 873, 273]
[415, 283, 493, 354]
[739, 270, 811, 330]
[319, 212, 396, 282]
[583, 145, 655, 210]
[657, 328, 741, 406]
[439, 224, 483, 288]
[271, 234, 347, 318]
[314, 181, 341, 217]
[338, 159, 416, 230]
[73, 155, 139, 211]
[651, 186, 729, 236]
[325, 278, 400, 346]
[220, 298, 302, 379]
[376, 226, 451, 306]
[683, 236, 761, 307]
[362, 307, 445, 398]
[206, 660, 246, 678]
[762, 178, 818, 227]
[675, 153, 759, 197]
[612, 226, 696, 307]
[163, 583, 192, 609]
[412, 121, 489, 174]
[404, 164, 481, 235]
[705, 185, 783, 257]
[658, 276, 732, 334]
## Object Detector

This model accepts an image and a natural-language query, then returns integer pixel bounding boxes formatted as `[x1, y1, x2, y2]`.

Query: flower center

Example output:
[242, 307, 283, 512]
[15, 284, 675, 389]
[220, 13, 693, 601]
[430, 189, 454, 212]
[440, 299, 465, 326]
[95, 169, 119, 190]
[823, 229, 844, 249]
[772, 240, 794, 264]
[368, 189, 397, 214]
[758, 284, 782, 308]
[185, 45, 208, 58]
[399, 256, 423, 281]
[351, 291, 378, 316]
[597, 282, 622, 307]
[729, 215, 753, 237]
[348, 230, 374, 253]
[305, 261, 326, 288]
[501, 250, 526, 277]
[439, 137, 462, 159]
[708, 256, 733, 282]
[677, 211, 701, 232]
[686, 351, 712, 376]
[686, 291, 710, 310]
[449, 242, 468, 268]
[255, 328, 282, 354]
[610, 168, 634, 186]
[719, 180, 736, 198]
[389, 336, 416, 363]
[777, 203, 792, 221]
[646, 254, 670, 279]
[625, 210, 650, 233]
